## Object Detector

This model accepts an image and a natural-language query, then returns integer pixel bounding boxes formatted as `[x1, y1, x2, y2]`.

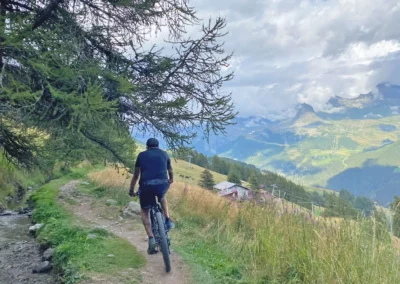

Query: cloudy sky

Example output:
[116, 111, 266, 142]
[179, 0, 400, 119]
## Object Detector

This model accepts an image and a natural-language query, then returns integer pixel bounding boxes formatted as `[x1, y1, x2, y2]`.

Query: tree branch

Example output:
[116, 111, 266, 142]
[80, 129, 127, 165]
[32, 0, 64, 30]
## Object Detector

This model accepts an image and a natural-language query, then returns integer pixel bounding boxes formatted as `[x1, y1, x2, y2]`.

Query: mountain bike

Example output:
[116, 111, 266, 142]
[149, 202, 171, 272]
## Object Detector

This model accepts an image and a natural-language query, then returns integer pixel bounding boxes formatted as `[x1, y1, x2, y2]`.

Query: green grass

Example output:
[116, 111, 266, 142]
[0, 167, 17, 203]
[73, 237, 142, 273]
[0, 155, 46, 208]
[31, 174, 145, 283]
[171, 219, 244, 284]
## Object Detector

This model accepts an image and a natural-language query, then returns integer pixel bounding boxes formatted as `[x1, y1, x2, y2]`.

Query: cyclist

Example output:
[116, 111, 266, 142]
[129, 138, 175, 254]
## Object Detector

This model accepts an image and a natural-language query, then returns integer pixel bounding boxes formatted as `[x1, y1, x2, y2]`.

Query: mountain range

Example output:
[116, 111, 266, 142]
[190, 83, 400, 205]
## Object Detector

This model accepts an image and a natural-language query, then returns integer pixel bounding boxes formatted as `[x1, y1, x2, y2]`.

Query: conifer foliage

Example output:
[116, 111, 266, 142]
[198, 168, 215, 190]
[0, 0, 235, 168]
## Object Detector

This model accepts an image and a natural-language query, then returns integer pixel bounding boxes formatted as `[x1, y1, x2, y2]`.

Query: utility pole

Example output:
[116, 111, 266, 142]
[311, 202, 314, 217]
[271, 184, 278, 197]
[385, 208, 394, 235]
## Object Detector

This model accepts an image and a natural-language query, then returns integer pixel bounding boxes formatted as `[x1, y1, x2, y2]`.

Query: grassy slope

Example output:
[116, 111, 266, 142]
[31, 167, 145, 283]
[0, 155, 46, 208]
[171, 159, 227, 185]
[90, 166, 400, 284]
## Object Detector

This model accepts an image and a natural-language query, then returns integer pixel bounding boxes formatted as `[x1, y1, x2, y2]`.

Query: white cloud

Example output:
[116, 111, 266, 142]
[338, 40, 400, 64]
[146, 0, 400, 119]
[192, 0, 400, 119]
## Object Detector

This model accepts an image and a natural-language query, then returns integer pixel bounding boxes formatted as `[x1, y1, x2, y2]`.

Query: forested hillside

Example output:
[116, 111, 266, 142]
[186, 85, 400, 204]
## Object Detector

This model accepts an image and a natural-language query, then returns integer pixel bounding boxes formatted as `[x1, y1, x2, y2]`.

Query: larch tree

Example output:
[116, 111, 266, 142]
[0, 0, 235, 169]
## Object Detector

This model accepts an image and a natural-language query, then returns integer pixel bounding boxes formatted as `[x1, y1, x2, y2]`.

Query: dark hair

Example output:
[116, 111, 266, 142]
[146, 138, 159, 148]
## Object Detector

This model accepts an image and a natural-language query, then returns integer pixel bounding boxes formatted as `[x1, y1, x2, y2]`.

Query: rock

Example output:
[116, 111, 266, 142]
[17, 207, 30, 215]
[87, 233, 97, 240]
[27, 186, 34, 191]
[80, 181, 90, 185]
[42, 248, 54, 261]
[118, 216, 124, 221]
[107, 254, 115, 257]
[121, 201, 141, 218]
[0, 203, 5, 213]
[106, 199, 118, 206]
[0, 210, 16, 216]
[29, 224, 43, 234]
[32, 261, 53, 273]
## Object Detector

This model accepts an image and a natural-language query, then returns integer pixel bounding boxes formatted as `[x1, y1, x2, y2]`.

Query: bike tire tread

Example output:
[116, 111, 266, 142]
[155, 211, 171, 272]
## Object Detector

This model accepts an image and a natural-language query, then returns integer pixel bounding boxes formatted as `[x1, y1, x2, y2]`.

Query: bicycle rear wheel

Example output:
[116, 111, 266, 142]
[156, 211, 171, 272]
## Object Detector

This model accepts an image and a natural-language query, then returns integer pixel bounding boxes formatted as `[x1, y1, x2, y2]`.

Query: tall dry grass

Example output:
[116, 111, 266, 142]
[89, 167, 400, 283]
[88, 167, 131, 190]
[87, 168, 132, 205]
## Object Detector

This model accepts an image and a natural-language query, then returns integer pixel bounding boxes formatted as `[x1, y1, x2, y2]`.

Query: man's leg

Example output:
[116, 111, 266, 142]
[160, 197, 175, 230]
[139, 187, 158, 254]
[156, 183, 175, 230]
[160, 197, 170, 219]
[140, 208, 153, 237]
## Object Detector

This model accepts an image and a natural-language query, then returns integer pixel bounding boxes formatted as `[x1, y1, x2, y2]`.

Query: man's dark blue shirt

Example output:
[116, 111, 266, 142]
[135, 148, 171, 186]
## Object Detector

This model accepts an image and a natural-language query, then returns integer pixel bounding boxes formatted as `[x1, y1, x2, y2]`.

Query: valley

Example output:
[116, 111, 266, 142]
[189, 84, 400, 204]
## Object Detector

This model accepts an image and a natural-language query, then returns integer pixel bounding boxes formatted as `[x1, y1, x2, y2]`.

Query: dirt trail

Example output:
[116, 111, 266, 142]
[71, 197, 191, 284]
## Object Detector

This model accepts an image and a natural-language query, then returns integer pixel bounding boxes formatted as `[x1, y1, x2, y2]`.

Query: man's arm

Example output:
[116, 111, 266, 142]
[129, 167, 141, 196]
[168, 167, 174, 184]
[167, 156, 174, 184]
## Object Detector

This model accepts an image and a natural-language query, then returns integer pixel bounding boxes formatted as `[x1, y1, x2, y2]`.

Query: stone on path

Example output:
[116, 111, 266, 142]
[32, 261, 53, 273]
[121, 201, 141, 219]
[42, 248, 54, 261]
[106, 199, 118, 206]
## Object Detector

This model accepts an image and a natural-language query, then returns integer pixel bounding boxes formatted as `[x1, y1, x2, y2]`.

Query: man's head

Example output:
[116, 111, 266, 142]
[146, 138, 159, 149]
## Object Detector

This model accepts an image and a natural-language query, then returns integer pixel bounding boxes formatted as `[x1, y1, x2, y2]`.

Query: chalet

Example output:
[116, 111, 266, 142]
[214, 181, 251, 199]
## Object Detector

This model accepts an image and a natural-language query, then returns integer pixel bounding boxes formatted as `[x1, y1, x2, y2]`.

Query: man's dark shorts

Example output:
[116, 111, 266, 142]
[138, 179, 170, 209]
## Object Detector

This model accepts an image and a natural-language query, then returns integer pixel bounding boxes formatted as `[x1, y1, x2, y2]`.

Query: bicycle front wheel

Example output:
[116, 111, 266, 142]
[156, 211, 171, 272]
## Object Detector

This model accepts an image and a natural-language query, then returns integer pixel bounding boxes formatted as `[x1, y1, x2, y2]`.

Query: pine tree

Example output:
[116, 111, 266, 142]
[211, 156, 222, 172]
[248, 172, 259, 190]
[227, 171, 241, 185]
[198, 169, 215, 190]
[196, 153, 209, 168]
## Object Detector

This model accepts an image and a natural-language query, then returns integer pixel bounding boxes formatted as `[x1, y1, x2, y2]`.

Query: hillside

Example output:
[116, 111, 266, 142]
[171, 159, 228, 186]
[186, 84, 400, 204]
